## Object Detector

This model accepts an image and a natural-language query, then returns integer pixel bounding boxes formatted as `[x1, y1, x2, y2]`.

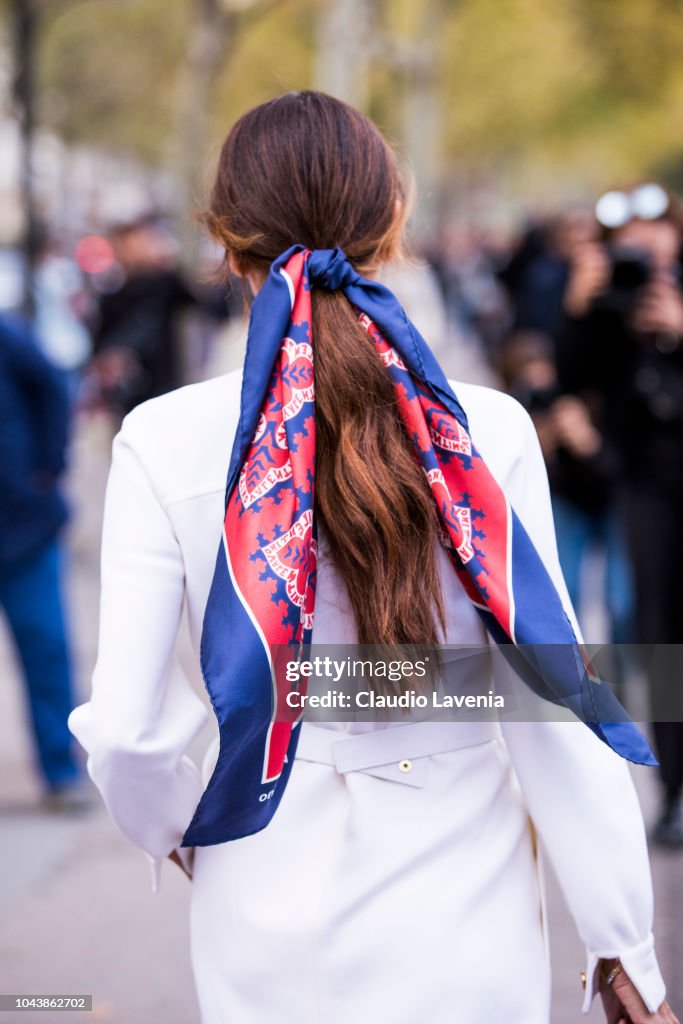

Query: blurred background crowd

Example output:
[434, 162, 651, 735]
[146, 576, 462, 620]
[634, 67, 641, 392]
[1, 1, 682, 1019]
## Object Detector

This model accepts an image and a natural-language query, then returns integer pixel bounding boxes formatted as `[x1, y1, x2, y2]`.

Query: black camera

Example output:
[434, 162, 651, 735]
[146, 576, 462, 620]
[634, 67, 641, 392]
[597, 246, 683, 317]
[597, 246, 653, 316]
[514, 384, 561, 415]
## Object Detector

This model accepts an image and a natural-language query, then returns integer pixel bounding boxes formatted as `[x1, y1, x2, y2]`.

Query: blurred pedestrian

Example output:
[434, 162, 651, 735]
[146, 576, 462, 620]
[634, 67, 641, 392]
[89, 214, 200, 416]
[0, 313, 89, 811]
[500, 330, 633, 684]
[431, 222, 510, 355]
[556, 183, 683, 847]
[499, 208, 598, 337]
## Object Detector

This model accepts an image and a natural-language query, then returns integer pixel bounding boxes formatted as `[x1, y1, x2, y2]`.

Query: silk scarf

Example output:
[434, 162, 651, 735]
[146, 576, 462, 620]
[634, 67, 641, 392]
[182, 246, 655, 848]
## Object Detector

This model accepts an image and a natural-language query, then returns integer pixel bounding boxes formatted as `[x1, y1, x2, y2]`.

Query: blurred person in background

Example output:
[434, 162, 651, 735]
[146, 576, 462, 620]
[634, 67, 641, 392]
[187, 236, 240, 380]
[88, 213, 203, 417]
[0, 313, 89, 811]
[500, 331, 632, 683]
[556, 183, 683, 848]
[427, 222, 510, 356]
[498, 208, 598, 338]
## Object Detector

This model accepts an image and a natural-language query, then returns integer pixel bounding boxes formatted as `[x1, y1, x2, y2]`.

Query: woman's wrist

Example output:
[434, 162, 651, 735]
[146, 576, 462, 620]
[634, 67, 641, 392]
[581, 938, 667, 1016]
[599, 957, 624, 986]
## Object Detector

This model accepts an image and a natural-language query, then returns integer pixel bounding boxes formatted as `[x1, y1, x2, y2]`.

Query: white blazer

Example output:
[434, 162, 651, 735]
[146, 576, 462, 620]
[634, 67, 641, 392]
[68, 369, 666, 1015]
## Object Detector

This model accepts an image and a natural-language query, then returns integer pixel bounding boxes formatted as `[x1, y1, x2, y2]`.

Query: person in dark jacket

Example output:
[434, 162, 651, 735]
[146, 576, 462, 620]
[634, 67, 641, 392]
[0, 314, 88, 809]
[499, 330, 634, 706]
[498, 209, 598, 337]
[555, 186, 683, 847]
[90, 215, 199, 416]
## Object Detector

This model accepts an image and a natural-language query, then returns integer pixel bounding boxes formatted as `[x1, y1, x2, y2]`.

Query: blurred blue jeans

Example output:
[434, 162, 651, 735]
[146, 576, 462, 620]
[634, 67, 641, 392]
[551, 495, 634, 647]
[0, 538, 81, 789]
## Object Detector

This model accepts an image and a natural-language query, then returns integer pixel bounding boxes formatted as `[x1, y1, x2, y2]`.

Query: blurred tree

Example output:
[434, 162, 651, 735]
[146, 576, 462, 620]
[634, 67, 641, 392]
[313, 0, 376, 108]
[392, 0, 447, 227]
[209, 0, 313, 136]
[169, 0, 285, 246]
[38, 0, 188, 162]
[4, 0, 683, 230]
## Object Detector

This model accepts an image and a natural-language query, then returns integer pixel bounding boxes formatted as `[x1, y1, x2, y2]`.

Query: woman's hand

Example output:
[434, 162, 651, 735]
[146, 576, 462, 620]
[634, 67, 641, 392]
[168, 847, 194, 881]
[599, 959, 679, 1024]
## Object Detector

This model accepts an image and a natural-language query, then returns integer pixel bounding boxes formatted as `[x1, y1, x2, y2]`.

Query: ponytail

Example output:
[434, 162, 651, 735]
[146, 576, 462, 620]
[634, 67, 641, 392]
[312, 289, 446, 648]
[205, 91, 446, 663]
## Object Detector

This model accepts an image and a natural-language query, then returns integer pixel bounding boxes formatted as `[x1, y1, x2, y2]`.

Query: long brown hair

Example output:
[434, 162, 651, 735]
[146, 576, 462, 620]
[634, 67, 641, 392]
[205, 91, 446, 649]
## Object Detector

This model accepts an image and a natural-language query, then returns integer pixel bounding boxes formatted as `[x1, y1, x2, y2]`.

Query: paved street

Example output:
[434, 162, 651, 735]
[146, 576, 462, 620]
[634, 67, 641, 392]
[0, 321, 680, 1023]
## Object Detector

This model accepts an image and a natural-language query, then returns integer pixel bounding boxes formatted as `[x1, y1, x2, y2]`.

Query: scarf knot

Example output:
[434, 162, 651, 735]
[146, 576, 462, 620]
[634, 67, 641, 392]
[307, 247, 361, 291]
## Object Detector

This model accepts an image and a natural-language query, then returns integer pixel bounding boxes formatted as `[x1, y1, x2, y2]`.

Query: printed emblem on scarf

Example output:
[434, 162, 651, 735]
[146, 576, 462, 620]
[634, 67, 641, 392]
[378, 347, 407, 371]
[237, 336, 313, 509]
[428, 417, 472, 456]
[426, 468, 474, 563]
[262, 509, 316, 612]
[357, 313, 407, 369]
[281, 337, 314, 422]
[238, 457, 292, 509]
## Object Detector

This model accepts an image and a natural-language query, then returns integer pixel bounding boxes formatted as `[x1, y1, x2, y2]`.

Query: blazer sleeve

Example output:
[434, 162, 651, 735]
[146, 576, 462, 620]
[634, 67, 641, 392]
[496, 404, 666, 1015]
[67, 411, 208, 891]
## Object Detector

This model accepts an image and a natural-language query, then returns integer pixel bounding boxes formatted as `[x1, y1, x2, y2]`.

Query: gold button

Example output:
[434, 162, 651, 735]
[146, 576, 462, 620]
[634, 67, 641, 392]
[399, 759, 413, 773]
[580, 971, 587, 991]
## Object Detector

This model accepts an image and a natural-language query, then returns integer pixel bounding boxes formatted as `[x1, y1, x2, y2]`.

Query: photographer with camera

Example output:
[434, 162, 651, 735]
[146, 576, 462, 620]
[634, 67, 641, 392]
[556, 184, 683, 848]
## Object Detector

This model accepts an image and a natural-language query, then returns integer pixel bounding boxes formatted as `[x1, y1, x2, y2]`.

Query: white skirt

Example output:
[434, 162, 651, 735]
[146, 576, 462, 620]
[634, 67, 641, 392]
[189, 721, 551, 1024]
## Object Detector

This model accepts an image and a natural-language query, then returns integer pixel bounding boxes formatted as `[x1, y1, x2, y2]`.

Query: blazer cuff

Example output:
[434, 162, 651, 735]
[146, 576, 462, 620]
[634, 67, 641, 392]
[581, 933, 666, 1014]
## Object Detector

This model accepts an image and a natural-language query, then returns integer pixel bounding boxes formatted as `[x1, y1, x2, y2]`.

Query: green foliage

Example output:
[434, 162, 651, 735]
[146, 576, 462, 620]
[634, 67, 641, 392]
[38, 0, 191, 162]
[5, 0, 683, 199]
[211, 0, 315, 134]
[437, 0, 683, 192]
